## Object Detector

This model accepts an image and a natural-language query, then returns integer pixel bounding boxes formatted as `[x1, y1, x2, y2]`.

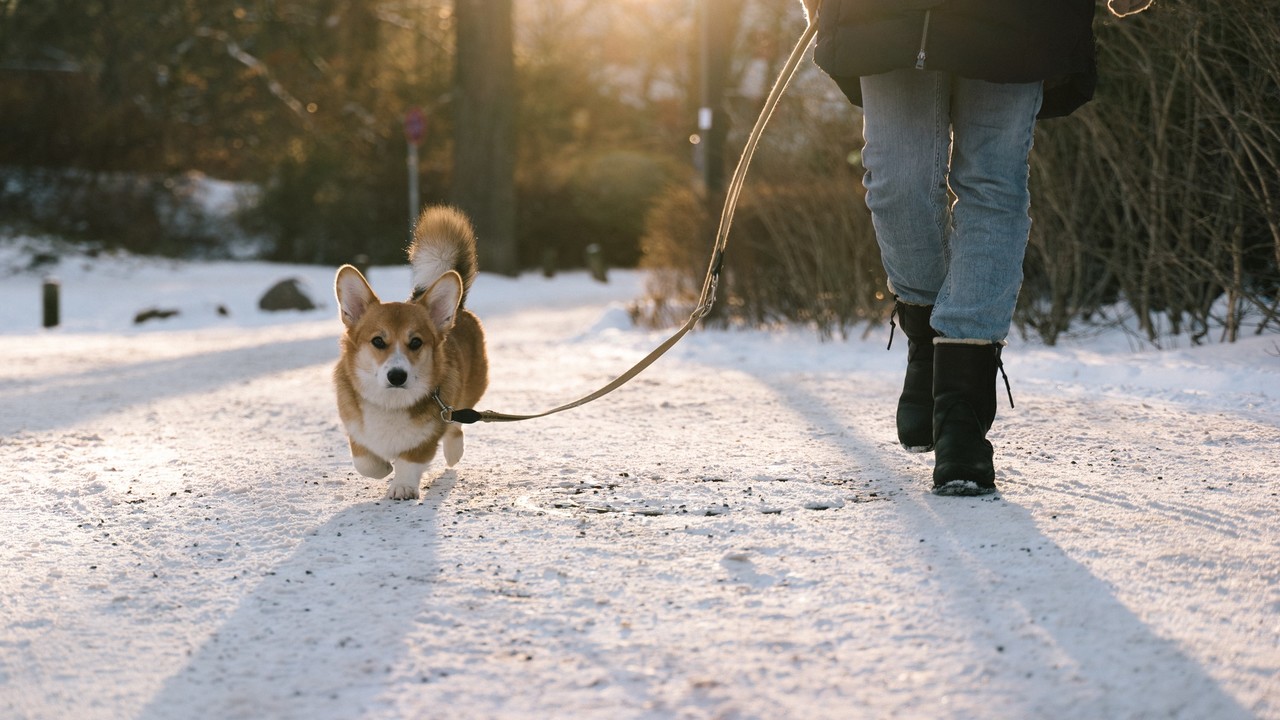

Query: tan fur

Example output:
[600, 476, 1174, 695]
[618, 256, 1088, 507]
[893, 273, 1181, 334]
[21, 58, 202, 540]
[333, 206, 488, 500]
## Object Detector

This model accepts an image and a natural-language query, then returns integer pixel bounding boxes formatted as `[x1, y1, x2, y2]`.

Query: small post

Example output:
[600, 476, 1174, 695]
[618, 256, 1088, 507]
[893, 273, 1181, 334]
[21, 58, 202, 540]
[42, 277, 60, 328]
[541, 248, 558, 278]
[585, 244, 608, 283]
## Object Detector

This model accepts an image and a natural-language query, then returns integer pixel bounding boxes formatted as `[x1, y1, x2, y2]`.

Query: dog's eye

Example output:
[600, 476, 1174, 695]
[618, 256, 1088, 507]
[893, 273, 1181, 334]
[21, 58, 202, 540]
[408, 338, 423, 351]
[371, 336, 387, 349]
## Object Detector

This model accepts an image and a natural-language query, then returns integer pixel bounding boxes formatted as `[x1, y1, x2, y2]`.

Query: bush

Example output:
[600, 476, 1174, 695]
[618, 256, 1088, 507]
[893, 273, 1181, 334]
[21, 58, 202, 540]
[636, 184, 713, 327]
[639, 178, 886, 338]
[242, 137, 452, 267]
[518, 150, 677, 272]
[0, 168, 247, 258]
[1021, 1, 1280, 345]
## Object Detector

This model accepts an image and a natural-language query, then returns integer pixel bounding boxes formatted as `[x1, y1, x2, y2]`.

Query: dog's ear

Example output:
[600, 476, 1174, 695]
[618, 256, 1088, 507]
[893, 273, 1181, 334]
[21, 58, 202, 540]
[417, 270, 463, 334]
[335, 265, 379, 328]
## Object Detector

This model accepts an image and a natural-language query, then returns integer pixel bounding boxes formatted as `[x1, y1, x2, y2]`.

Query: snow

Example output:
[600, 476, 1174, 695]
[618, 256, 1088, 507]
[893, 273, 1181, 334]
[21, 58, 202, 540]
[1, 236, 1277, 719]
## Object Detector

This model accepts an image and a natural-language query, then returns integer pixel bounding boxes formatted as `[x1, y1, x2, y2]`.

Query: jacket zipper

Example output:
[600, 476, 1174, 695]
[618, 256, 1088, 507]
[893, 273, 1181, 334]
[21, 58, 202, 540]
[915, 10, 932, 70]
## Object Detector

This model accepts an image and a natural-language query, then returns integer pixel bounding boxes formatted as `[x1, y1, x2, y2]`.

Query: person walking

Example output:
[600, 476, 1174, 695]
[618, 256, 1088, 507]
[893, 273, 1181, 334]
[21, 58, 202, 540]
[798, 0, 1150, 495]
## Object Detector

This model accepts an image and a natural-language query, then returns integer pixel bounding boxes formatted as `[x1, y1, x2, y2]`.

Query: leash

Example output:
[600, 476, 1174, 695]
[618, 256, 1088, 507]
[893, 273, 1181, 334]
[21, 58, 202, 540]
[442, 20, 819, 426]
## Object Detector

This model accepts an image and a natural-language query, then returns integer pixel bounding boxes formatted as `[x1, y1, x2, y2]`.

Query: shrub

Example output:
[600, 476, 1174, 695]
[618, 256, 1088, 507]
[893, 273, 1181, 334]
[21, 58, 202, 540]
[243, 139, 442, 267]
[0, 168, 242, 257]
[519, 150, 677, 272]
[639, 179, 886, 339]
[1022, 1, 1280, 345]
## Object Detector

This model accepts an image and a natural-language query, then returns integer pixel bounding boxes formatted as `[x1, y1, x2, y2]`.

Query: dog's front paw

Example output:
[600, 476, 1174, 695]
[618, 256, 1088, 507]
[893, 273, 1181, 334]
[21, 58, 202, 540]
[443, 428, 464, 467]
[353, 454, 393, 479]
[386, 479, 420, 501]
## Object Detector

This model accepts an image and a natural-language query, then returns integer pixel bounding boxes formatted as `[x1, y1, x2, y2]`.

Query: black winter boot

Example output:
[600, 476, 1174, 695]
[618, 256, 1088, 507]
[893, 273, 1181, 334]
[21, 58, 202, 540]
[931, 341, 1005, 496]
[892, 301, 938, 452]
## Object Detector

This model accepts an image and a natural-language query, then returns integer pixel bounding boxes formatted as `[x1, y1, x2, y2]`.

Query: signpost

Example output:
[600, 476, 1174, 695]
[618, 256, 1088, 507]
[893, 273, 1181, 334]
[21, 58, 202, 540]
[404, 107, 426, 238]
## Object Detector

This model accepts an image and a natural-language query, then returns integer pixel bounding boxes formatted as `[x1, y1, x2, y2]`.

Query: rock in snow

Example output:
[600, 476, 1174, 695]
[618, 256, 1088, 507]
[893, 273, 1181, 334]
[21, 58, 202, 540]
[258, 277, 317, 312]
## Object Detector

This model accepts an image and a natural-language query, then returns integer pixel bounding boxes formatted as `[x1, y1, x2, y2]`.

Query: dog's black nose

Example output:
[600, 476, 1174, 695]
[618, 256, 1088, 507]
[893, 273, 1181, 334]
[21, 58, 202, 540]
[387, 368, 408, 387]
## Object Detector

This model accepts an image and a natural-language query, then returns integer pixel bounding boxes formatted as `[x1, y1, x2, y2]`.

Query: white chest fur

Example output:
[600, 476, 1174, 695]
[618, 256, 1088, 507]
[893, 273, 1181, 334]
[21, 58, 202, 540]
[346, 403, 434, 460]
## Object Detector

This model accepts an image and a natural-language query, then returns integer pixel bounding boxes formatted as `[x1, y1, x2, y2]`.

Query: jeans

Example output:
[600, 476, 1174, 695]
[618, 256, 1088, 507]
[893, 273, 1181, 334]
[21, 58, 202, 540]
[860, 69, 1043, 342]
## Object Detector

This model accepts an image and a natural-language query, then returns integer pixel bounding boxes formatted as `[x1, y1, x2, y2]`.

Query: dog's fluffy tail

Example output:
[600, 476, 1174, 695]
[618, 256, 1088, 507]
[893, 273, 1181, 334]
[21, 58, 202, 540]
[408, 206, 478, 307]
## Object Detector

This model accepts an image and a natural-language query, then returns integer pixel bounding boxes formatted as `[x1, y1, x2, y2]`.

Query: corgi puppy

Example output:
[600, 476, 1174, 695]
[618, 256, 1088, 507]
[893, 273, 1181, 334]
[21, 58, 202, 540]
[333, 206, 488, 500]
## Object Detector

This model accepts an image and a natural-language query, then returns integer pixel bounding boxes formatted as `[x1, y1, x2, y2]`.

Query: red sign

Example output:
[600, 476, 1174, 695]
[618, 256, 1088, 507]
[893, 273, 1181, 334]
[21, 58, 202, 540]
[404, 107, 426, 145]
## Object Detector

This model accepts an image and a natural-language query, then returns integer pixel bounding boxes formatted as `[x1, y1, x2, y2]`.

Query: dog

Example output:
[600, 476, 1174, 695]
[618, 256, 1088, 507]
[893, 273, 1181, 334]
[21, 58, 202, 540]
[333, 206, 488, 500]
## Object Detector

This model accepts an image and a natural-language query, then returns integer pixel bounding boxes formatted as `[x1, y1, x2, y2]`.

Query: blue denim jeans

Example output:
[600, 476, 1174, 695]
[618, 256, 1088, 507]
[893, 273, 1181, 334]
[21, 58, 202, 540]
[860, 69, 1043, 342]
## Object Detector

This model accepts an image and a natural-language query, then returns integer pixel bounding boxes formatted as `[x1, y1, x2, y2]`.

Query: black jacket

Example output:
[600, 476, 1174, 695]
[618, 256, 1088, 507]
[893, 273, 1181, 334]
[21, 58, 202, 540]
[812, 0, 1096, 118]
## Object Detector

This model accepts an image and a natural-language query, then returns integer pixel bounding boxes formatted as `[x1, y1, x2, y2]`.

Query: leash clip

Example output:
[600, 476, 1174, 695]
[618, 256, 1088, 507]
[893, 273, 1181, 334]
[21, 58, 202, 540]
[695, 276, 720, 319]
[431, 390, 456, 424]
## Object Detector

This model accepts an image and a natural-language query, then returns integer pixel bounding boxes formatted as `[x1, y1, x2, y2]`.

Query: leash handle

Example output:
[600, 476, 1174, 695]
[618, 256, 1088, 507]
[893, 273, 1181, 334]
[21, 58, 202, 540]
[449, 21, 819, 425]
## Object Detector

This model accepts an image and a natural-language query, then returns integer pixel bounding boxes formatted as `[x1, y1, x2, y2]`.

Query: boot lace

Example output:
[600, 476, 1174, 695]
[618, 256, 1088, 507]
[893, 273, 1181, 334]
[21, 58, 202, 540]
[995, 352, 1015, 409]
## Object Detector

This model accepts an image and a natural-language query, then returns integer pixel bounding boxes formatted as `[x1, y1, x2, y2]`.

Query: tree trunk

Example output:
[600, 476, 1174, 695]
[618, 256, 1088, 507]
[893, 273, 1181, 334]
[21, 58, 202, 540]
[452, 0, 518, 276]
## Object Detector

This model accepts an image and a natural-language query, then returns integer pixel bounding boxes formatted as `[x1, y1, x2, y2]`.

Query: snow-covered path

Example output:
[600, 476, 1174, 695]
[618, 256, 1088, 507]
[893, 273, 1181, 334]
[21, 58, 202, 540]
[1, 259, 1277, 719]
